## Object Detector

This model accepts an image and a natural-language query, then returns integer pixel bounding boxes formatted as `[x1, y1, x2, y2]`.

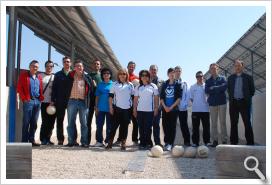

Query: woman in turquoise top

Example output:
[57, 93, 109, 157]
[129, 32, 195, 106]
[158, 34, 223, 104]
[94, 68, 113, 147]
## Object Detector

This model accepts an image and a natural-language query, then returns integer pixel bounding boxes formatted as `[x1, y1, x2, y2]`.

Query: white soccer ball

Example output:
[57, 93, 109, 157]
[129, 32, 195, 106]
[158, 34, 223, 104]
[197, 145, 209, 158]
[172, 145, 184, 157]
[46, 105, 56, 115]
[131, 79, 140, 87]
[183, 146, 197, 158]
[149, 145, 163, 158]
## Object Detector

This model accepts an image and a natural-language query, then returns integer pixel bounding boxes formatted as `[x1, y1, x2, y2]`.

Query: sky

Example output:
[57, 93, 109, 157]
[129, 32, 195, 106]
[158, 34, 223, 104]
[7, 6, 265, 86]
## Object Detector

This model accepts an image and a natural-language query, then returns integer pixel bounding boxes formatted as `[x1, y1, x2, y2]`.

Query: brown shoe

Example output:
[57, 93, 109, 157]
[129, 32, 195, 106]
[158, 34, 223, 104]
[121, 140, 126, 150]
[105, 138, 113, 149]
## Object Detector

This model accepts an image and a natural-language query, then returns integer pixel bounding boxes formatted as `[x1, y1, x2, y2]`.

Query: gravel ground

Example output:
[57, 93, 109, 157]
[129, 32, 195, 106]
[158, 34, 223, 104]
[32, 123, 216, 179]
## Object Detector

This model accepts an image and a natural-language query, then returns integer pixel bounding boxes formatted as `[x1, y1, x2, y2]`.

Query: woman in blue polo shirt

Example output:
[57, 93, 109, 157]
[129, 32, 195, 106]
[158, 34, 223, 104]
[94, 68, 113, 147]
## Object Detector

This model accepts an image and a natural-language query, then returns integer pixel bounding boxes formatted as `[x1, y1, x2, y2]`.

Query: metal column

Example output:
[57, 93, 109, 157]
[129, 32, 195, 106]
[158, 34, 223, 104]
[16, 21, 22, 82]
[7, 7, 18, 142]
[48, 43, 51, 61]
[250, 51, 254, 126]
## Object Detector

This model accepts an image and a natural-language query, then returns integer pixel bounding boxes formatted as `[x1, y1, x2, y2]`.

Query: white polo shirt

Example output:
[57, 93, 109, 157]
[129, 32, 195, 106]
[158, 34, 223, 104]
[110, 81, 134, 109]
[190, 83, 209, 112]
[134, 83, 159, 112]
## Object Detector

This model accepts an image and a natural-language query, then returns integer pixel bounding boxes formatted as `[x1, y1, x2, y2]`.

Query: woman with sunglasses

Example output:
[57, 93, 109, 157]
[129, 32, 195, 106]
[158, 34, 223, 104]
[133, 70, 159, 150]
[106, 69, 134, 150]
[94, 68, 113, 147]
[160, 68, 181, 151]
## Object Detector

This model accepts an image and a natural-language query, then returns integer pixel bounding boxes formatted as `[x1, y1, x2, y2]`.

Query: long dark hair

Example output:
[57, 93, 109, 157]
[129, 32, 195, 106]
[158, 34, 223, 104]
[138, 70, 151, 88]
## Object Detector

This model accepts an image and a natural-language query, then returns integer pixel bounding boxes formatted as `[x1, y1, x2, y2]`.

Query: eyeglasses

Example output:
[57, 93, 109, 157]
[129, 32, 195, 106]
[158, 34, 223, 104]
[63, 60, 70, 63]
[103, 72, 110, 75]
[141, 74, 148, 77]
[119, 73, 127, 76]
[196, 75, 203, 78]
[46, 65, 54, 68]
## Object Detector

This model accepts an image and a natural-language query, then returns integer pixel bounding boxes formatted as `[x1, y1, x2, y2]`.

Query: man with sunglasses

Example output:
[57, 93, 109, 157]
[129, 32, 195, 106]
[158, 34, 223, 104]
[17, 60, 44, 146]
[40, 60, 56, 145]
[190, 71, 211, 147]
[51, 56, 78, 145]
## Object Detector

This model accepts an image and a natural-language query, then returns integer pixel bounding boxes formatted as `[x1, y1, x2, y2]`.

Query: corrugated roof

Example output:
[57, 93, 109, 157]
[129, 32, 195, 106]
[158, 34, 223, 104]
[6, 6, 122, 75]
[204, 13, 266, 93]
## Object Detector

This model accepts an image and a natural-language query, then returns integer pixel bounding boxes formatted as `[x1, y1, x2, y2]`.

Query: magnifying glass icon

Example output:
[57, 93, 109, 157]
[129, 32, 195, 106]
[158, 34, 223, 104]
[244, 156, 265, 180]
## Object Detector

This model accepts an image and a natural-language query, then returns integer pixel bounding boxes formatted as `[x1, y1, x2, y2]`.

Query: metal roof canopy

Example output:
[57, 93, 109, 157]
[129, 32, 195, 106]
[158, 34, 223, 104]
[204, 13, 266, 93]
[6, 6, 122, 75]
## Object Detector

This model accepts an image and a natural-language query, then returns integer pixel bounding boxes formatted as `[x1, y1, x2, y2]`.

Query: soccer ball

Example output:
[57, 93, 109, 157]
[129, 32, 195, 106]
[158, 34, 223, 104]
[172, 145, 184, 157]
[183, 146, 197, 158]
[131, 79, 140, 87]
[46, 105, 56, 115]
[149, 145, 163, 158]
[197, 145, 209, 158]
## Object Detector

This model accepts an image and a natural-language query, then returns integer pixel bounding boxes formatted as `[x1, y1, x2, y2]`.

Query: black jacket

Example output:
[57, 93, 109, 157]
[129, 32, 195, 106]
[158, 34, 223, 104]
[51, 69, 72, 106]
[227, 73, 255, 102]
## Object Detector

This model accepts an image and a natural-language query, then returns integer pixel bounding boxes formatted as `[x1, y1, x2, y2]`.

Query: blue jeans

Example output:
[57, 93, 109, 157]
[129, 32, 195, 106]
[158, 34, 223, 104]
[22, 99, 41, 142]
[67, 99, 88, 145]
[96, 111, 112, 143]
[152, 108, 161, 145]
[137, 111, 154, 146]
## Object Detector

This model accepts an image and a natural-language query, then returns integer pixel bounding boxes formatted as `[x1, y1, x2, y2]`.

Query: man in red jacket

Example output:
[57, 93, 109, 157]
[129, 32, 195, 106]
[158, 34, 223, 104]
[17, 60, 44, 146]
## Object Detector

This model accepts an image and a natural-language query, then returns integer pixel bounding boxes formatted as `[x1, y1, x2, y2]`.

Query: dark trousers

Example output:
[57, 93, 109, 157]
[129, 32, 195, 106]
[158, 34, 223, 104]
[40, 102, 56, 142]
[87, 106, 95, 145]
[137, 111, 154, 146]
[96, 111, 112, 143]
[55, 103, 77, 143]
[191, 112, 210, 145]
[152, 109, 161, 145]
[178, 110, 191, 144]
[162, 110, 178, 145]
[109, 107, 130, 142]
[131, 113, 139, 142]
[229, 99, 254, 145]
[22, 99, 41, 142]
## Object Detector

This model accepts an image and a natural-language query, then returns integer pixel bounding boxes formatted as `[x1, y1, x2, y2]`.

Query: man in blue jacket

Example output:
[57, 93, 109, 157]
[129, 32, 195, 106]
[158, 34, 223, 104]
[205, 63, 228, 147]
[227, 59, 255, 145]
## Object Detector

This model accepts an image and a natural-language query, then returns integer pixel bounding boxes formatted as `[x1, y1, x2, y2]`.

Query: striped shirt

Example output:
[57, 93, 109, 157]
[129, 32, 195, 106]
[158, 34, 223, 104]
[70, 74, 85, 100]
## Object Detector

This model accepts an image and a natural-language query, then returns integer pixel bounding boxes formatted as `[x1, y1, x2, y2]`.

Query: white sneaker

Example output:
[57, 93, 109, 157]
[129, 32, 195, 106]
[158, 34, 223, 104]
[94, 142, 104, 147]
[165, 144, 172, 151]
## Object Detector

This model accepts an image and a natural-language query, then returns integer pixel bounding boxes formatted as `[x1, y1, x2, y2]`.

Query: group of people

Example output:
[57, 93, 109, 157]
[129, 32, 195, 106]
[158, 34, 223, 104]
[16, 57, 255, 151]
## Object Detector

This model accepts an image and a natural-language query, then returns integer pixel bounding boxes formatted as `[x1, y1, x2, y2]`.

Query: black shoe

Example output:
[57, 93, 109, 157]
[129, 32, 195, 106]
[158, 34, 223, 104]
[48, 141, 54, 145]
[184, 142, 191, 147]
[139, 145, 146, 150]
[41, 140, 48, 145]
[65, 143, 74, 147]
[156, 143, 163, 148]
[31, 142, 40, 147]
[74, 142, 80, 146]
[222, 141, 227, 144]
[81, 144, 89, 148]
[58, 141, 63, 145]
[210, 141, 218, 147]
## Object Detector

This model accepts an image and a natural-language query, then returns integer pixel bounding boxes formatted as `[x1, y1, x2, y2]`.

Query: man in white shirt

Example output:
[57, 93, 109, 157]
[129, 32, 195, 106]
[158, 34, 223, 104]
[190, 71, 210, 147]
[40, 60, 56, 145]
